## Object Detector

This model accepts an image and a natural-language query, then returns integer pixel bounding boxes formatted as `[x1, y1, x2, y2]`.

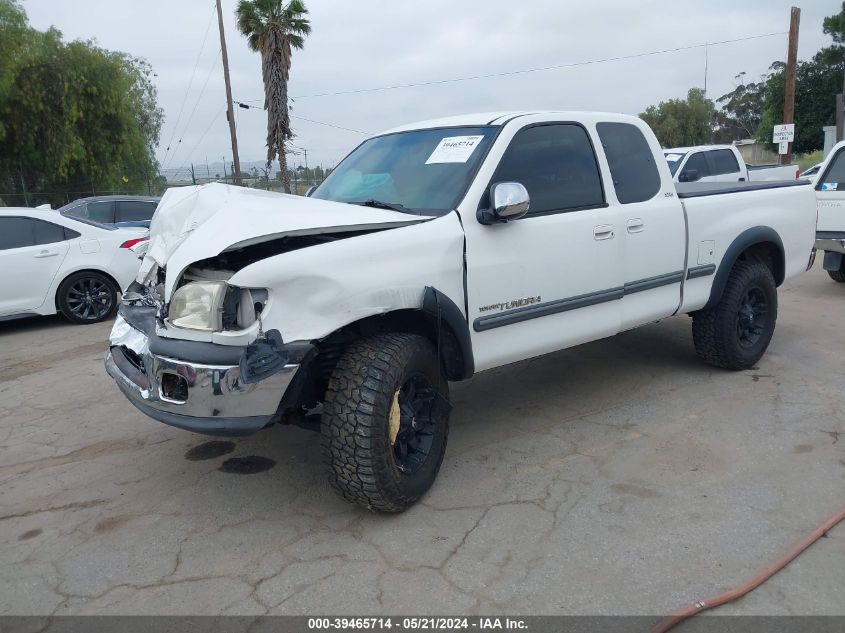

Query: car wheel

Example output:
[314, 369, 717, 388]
[692, 260, 778, 370]
[321, 333, 451, 513]
[57, 271, 118, 324]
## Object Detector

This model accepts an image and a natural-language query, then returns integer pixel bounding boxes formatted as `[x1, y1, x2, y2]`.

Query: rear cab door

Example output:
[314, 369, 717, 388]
[460, 114, 623, 371]
[595, 120, 687, 329]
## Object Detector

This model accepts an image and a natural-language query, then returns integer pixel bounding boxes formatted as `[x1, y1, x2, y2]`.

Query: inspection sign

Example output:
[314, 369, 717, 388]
[773, 124, 795, 143]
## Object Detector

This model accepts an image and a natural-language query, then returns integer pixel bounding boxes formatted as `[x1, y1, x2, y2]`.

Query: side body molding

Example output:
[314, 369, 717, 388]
[703, 226, 784, 310]
[422, 286, 475, 381]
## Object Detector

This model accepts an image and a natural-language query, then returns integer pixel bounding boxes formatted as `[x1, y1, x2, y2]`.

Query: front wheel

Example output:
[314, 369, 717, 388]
[828, 262, 845, 283]
[692, 261, 778, 370]
[321, 333, 450, 513]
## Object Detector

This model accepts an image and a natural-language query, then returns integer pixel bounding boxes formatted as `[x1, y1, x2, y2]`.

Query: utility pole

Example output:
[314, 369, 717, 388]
[222, 155, 227, 181]
[190, 163, 197, 185]
[781, 6, 800, 165]
[216, 0, 242, 185]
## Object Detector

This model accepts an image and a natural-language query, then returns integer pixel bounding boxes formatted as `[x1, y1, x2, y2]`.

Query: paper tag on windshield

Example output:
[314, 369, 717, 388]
[665, 154, 683, 162]
[425, 135, 484, 164]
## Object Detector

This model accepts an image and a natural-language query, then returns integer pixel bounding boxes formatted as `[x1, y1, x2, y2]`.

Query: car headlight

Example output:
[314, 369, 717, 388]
[168, 281, 228, 331]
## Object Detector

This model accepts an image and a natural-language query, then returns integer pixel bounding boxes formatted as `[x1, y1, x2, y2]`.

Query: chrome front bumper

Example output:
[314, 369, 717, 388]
[105, 314, 297, 436]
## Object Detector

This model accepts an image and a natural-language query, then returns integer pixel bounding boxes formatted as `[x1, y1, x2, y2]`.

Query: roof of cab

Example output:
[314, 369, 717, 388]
[664, 144, 738, 154]
[378, 110, 644, 135]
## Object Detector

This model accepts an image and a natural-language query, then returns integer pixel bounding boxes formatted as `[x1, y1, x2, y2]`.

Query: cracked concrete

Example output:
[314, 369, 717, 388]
[0, 268, 843, 616]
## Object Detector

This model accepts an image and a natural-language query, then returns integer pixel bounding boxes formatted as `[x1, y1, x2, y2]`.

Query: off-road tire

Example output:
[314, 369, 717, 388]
[57, 271, 119, 324]
[692, 260, 778, 370]
[321, 333, 450, 513]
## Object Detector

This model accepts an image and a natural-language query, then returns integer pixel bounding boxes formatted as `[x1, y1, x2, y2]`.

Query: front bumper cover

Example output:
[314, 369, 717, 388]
[105, 311, 301, 436]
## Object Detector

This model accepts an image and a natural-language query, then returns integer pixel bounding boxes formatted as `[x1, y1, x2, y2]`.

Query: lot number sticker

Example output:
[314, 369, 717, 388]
[665, 153, 683, 162]
[821, 182, 838, 191]
[426, 135, 485, 164]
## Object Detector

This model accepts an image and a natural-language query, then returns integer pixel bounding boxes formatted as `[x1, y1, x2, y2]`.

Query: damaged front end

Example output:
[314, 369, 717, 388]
[106, 278, 315, 437]
[104, 182, 452, 436]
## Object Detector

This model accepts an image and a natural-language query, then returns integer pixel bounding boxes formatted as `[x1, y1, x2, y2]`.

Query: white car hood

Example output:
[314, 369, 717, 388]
[137, 183, 430, 300]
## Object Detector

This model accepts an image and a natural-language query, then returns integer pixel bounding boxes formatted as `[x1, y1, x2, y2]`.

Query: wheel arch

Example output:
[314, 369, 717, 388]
[318, 286, 474, 382]
[703, 227, 784, 311]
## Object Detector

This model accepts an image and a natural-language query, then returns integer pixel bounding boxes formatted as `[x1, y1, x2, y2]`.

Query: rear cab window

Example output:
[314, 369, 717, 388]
[597, 122, 661, 203]
[708, 149, 741, 176]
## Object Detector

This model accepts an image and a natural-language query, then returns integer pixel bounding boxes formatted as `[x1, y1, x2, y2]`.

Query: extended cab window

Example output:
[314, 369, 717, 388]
[819, 149, 845, 189]
[491, 124, 604, 215]
[597, 122, 660, 204]
[680, 152, 709, 181]
[708, 149, 740, 175]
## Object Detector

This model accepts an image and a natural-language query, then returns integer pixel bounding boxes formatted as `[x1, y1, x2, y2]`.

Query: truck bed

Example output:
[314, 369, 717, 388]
[676, 180, 811, 198]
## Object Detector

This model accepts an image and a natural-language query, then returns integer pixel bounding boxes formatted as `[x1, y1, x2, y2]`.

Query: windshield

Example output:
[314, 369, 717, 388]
[664, 152, 687, 176]
[311, 126, 496, 215]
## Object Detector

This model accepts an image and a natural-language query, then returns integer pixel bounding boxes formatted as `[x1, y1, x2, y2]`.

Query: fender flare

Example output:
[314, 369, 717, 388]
[421, 286, 475, 380]
[703, 226, 784, 310]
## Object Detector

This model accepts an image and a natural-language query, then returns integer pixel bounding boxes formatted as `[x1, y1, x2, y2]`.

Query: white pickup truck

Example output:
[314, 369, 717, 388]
[812, 140, 845, 282]
[105, 111, 816, 512]
[664, 144, 799, 183]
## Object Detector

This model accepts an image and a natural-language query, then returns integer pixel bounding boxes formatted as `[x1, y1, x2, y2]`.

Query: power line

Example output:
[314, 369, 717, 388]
[283, 31, 787, 100]
[171, 108, 226, 180]
[161, 3, 218, 167]
[233, 100, 370, 134]
[165, 49, 222, 169]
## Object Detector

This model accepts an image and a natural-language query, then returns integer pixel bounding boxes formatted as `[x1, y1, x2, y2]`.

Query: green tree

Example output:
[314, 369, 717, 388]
[236, 0, 311, 194]
[639, 88, 716, 147]
[0, 0, 163, 206]
[755, 3, 845, 153]
[713, 73, 767, 142]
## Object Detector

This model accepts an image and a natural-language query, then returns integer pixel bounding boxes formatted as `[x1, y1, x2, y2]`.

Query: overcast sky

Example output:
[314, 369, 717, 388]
[22, 0, 837, 176]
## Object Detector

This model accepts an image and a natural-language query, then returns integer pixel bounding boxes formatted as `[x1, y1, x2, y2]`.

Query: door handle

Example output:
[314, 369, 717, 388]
[34, 250, 58, 258]
[626, 219, 644, 233]
[593, 224, 614, 240]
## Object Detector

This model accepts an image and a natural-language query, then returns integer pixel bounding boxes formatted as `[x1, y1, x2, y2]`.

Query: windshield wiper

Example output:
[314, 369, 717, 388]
[353, 199, 418, 215]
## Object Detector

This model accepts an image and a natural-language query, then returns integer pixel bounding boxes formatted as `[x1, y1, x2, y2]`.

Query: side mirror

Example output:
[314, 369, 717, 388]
[680, 169, 700, 183]
[305, 186, 317, 197]
[477, 182, 530, 225]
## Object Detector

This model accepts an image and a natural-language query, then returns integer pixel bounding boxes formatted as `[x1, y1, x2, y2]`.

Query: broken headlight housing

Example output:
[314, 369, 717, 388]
[168, 281, 267, 332]
[168, 281, 228, 331]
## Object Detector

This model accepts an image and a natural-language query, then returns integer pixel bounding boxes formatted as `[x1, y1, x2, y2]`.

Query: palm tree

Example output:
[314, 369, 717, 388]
[236, 0, 311, 194]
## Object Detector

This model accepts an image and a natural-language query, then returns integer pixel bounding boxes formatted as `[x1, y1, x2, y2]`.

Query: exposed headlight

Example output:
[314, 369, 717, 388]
[168, 281, 228, 331]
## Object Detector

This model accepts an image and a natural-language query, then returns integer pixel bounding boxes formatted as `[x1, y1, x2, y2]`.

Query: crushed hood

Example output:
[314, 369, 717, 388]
[137, 183, 430, 300]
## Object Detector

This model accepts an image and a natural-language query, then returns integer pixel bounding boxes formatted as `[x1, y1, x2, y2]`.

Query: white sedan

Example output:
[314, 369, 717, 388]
[0, 207, 148, 324]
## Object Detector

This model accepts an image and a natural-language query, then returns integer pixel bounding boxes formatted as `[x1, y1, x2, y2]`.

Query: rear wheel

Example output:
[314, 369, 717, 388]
[57, 271, 118, 324]
[321, 333, 450, 512]
[692, 261, 778, 370]
[828, 263, 845, 283]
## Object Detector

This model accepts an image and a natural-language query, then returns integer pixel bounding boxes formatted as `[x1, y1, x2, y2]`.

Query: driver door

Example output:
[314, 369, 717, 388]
[462, 122, 623, 371]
